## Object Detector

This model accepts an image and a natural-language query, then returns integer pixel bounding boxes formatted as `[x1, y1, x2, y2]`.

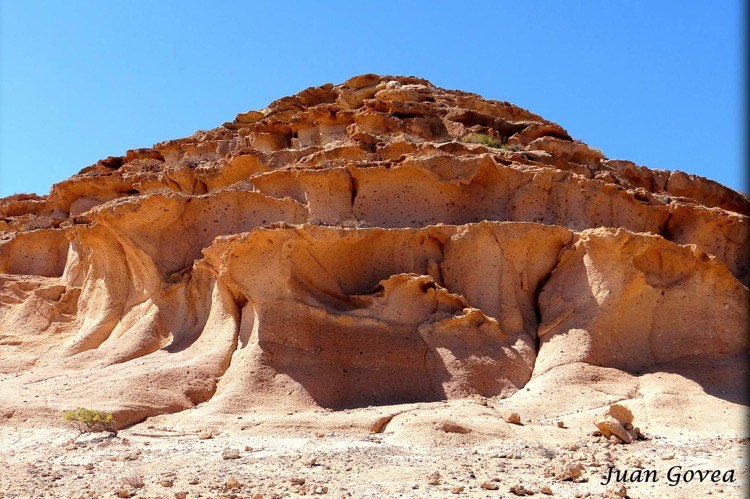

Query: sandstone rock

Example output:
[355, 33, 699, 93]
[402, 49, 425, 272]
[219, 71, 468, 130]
[536, 229, 748, 377]
[225, 476, 242, 490]
[545, 459, 584, 481]
[198, 428, 214, 440]
[503, 412, 522, 425]
[509, 484, 533, 496]
[608, 485, 628, 498]
[593, 403, 641, 444]
[595, 418, 632, 444]
[0, 74, 745, 436]
[607, 404, 633, 426]
[221, 449, 240, 460]
[236, 110, 265, 124]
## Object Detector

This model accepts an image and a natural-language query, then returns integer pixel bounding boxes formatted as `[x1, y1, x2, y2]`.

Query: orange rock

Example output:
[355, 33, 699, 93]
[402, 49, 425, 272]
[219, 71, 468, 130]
[0, 75, 746, 431]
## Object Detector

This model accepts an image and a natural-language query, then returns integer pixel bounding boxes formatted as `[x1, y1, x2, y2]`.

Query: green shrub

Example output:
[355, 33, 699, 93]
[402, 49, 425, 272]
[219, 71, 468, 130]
[499, 143, 524, 152]
[460, 133, 501, 148]
[62, 407, 117, 436]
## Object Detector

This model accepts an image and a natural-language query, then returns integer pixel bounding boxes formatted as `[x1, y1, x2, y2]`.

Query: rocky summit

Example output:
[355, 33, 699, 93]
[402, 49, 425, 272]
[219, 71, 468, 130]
[0, 75, 747, 497]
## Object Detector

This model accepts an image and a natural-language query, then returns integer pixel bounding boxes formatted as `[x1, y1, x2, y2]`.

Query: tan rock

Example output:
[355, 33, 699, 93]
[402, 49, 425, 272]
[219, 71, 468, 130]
[198, 428, 214, 440]
[0, 74, 745, 446]
[222, 449, 240, 460]
[509, 484, 532, 496]
[607, 404, 634, 426]
[545, 459, 584, 481]
[595, 417, 634, 444]
[503, 412, 522, 425]
[225, 476, 242, 490]
[536, 229, 748, 376]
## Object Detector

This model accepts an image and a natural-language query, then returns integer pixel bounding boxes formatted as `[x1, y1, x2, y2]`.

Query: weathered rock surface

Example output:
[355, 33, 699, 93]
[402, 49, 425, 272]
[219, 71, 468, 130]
[0, 75, 747, 432]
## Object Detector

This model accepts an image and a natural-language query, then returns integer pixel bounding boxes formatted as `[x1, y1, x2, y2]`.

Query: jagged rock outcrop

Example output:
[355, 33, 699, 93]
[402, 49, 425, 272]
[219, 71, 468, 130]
[0, 75, 747, 428]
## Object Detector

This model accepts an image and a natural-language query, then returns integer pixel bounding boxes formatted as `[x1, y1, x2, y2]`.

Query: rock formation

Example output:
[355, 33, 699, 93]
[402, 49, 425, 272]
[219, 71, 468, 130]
[0, 74, 747, 432]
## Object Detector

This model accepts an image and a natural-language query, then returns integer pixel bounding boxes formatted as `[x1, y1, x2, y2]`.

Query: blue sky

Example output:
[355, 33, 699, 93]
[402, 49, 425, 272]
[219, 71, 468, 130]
[1, 0, 745, 196]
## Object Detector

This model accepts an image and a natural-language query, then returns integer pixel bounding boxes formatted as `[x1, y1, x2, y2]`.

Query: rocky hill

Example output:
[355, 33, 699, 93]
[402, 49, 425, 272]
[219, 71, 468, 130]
[0, 74, 747, 497]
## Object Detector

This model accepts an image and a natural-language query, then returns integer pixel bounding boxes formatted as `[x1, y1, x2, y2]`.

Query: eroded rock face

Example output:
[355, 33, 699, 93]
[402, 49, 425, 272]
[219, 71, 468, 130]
[200, 223, 568, 411]
[0, 74, 747, 427]
[536, 228, 747, 375]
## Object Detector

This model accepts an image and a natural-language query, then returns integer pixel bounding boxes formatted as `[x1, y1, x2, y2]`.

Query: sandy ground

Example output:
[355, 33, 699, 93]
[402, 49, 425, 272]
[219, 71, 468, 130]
[0, 402, 746, 499]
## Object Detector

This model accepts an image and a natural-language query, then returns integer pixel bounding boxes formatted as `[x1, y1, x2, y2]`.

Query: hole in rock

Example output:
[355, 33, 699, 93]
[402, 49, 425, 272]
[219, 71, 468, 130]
[0, 231, 69, 277]
[258, 316, 450, 410]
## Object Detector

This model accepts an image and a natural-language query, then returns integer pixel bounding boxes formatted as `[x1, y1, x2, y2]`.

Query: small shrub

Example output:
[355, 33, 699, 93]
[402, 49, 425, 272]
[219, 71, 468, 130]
[499, 143, 524, 152]
[62, 407, 118, 436]
[308, 217, 372, 228]
[22, 215, 56, 231]
[177, 156, 201, 169]
[307, 217, 335, 227]
[121, 474, 145, 489]
[340, 219, 372, 229]
[461, 133, 500, 148]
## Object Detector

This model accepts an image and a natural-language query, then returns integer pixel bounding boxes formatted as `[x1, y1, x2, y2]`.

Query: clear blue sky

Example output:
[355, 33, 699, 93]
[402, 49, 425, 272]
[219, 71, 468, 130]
[1, 0, 745, 197]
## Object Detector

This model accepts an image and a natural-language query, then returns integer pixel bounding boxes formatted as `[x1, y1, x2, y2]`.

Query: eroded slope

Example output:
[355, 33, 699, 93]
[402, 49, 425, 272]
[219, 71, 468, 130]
[0, 75, 747, 434]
